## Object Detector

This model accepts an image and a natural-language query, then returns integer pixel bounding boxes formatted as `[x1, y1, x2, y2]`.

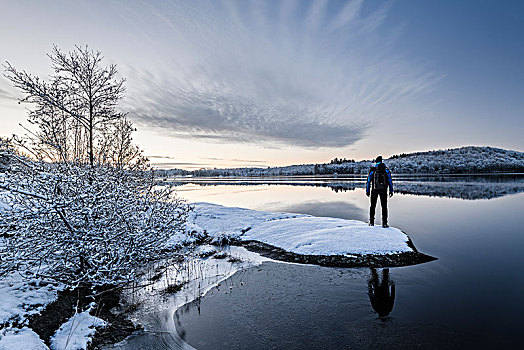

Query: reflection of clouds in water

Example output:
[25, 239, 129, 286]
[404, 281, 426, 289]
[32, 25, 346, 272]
[170, 177, 524, 200]
[274, 200, 366, 222]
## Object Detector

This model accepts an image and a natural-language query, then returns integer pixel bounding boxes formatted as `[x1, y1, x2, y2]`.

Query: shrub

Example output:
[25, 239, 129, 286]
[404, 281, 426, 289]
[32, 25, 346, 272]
[0, 149, 190, 285]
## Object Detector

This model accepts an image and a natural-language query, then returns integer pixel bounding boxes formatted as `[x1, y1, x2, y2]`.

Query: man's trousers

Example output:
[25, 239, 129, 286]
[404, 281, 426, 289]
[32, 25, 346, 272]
[370, 190, 388, 225]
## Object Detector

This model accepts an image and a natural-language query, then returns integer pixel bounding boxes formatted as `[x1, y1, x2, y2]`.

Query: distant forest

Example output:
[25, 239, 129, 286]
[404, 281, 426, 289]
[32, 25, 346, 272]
[161, 146, 524, 177]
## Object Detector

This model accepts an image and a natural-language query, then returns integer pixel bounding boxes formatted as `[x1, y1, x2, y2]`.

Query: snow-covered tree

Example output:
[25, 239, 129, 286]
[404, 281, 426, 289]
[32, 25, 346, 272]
[0, 148, 190, 284]
[1, 47, 191, 285]
[4, 45, 127, 166]
[175, 146, 524, 177]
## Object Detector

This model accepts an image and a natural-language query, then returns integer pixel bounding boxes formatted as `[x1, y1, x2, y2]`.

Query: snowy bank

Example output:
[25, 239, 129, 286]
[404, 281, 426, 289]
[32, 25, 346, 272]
[50, 306, 106, 350]
[0, 273, 64, 326]
[0, 271, 106, 350]
[0, 327, 48, 350]
[187, 203, 434, 267]
[243, 216, 411, 255]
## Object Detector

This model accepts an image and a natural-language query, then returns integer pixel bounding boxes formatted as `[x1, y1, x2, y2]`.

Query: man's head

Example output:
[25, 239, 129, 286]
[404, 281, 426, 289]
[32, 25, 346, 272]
[375, 156, 383, 164]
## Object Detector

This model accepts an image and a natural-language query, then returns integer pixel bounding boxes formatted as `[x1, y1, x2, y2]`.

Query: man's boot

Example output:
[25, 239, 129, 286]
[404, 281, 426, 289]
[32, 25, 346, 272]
[369, 219, 374, 226]
[382, 222, 389, 228]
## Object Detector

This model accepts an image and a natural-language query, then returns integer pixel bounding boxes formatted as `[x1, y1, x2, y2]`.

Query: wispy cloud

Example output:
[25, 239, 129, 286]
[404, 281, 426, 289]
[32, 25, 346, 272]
[205, 157, 266, 164]
[147, 155, 177, 159]
[124, 0, 439, 148]
[230, 158, 266, 164]
[150, 161, 210, 168]
[0, 78, 18, 102]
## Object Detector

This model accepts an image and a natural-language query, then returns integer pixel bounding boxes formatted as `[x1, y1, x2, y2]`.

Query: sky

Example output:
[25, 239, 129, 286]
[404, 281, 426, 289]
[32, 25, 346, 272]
[0, 0, 523, 169]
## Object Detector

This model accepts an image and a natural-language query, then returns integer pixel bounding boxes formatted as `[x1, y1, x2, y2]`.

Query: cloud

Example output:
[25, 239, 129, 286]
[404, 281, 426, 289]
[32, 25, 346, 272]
[123, 0, 439, 148]
[230, 158, 266, 164]
[0, 88, 11, 100]
[147, 155, 177, 159]
[205, 157, 266, 164]
[130, 87, 366, 147]
[0, 77, 18, 102]
[150, 161, 209, 166]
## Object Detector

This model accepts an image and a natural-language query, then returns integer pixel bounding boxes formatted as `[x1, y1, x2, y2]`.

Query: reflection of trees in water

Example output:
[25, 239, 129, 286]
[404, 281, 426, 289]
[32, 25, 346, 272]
[395, 182, 524, 199]
[321, 181, 524, 199]
[368, 268, 395, 318]
[169, 175, 524, 200]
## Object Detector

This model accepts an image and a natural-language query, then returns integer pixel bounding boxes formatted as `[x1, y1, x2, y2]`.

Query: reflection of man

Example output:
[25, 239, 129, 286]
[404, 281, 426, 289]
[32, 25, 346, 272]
[368, 268, 395, 318]
[366, 156, 394, 227]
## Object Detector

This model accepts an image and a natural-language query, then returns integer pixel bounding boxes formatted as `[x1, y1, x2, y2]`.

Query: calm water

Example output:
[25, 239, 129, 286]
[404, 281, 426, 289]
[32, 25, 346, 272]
[168, 175, 524, 349]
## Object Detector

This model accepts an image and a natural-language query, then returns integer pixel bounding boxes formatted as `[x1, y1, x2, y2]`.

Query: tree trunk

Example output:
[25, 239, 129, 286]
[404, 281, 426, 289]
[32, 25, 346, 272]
[89, 103, 94, 166]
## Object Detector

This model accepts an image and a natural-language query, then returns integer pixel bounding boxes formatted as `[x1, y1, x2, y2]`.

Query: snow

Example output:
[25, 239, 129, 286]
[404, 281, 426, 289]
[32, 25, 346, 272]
[0, 273, 64, 325]
[189, 202, 413, 256]
[50, 305, 106, 350]
[0, 190, 10, 211]
[243, 216, 412, 255]
[188, 202, 302, 242]
[0, 327, 48, 350]
[172, 245, 272, 309]
[0, 272, 105, 350]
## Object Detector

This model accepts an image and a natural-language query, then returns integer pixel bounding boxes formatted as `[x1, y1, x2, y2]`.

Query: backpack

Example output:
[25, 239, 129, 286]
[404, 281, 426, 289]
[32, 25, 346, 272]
[373, 166, 387, 190]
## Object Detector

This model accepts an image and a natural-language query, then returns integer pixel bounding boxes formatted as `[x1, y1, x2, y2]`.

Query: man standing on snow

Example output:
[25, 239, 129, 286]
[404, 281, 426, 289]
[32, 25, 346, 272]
[366, 156, 394, 228]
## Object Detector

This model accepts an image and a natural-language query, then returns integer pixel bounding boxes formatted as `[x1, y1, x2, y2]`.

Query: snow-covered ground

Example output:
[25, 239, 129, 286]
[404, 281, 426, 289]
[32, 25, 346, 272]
[1, 201, 414, 349]
[0, 273, 64, 326]
[49, 306, 106, 350]
[0, 272, 105, 350]
[0, 327, 48, 350]
[187, 202, 414, 255]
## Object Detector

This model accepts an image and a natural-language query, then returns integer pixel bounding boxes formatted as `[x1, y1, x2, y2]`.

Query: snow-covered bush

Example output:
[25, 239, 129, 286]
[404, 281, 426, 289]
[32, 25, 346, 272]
[0, 149, 190, 285]
[1, 46, 193, 286]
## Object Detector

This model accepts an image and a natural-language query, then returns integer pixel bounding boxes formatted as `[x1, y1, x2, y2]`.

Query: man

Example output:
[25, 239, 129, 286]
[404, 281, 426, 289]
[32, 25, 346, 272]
[366, 156, 394, 227]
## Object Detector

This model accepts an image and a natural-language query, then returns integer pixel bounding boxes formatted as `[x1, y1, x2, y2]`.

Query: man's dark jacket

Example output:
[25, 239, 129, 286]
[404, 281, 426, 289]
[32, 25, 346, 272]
[366, 163, 393, 194]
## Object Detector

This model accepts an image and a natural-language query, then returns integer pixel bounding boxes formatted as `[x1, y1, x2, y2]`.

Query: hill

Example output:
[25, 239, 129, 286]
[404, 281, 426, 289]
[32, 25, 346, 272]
[163, 146, 524, 177]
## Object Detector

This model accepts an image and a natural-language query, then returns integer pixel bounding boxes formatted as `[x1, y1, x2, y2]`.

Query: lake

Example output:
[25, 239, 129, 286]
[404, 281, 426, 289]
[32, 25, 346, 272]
[126, 175, 524, 349]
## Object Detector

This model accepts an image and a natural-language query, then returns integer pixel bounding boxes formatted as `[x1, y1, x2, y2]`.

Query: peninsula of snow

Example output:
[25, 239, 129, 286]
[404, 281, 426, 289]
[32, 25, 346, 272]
[182, 202, 415, 256]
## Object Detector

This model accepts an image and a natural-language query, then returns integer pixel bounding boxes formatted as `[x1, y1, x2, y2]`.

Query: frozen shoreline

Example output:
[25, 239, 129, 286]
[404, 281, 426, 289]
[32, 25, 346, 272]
[188, 202, 418, 256]
[112, 245, 273, 350]
[0, 201, 433, 349]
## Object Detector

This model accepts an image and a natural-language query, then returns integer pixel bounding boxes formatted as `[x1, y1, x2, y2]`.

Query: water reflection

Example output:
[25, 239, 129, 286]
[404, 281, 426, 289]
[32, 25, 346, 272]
[171, 262, 455, 350]
[168, 174, 524, 200]
[368, 268, 395, 319]
[128, 181, 523, 349]
[274, 200, 366, 222]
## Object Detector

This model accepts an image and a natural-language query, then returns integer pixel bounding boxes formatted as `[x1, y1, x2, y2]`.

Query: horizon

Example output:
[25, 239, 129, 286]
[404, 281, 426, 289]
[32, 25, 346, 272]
[1, 1, 524, 169]
[160, 145, 523, 171]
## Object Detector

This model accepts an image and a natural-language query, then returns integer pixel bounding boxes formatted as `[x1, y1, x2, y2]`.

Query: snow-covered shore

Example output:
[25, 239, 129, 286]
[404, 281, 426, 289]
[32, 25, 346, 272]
[187, 202, 414, 256]
[1, 201, 427, 349]
[0, 272, 105, 350]
[115, 204, 429, 348]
